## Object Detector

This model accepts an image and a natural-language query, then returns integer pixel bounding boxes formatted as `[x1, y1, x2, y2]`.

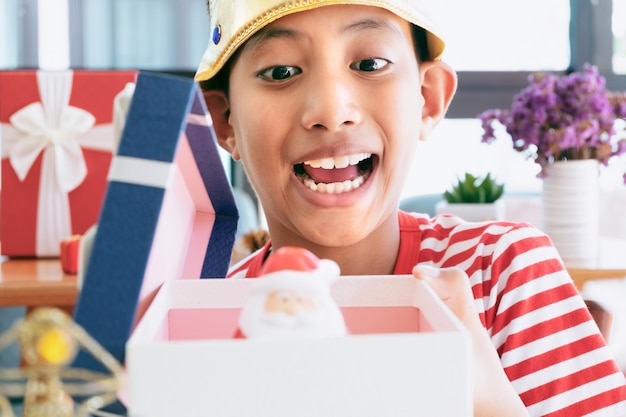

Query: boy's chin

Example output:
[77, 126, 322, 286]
[292, 213, 380, 247]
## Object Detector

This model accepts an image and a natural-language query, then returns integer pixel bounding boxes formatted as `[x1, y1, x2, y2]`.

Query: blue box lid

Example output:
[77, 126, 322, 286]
[72, 71, 238, 373]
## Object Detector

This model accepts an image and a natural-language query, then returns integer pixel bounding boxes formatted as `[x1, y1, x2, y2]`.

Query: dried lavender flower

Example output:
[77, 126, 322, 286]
[479, 64, 626, 182]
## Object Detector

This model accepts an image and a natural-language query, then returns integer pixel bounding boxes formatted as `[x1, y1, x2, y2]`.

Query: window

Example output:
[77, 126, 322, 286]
[430, 0, 570, 72]
[0, 0, 38, 69]
[70, 0, 209, 71]
[401, 0, 571, 197]
[2, 0, 624, 199]
[400, 0, 626, 199]
[39, 0, 70, 69]
[614, 0, 626, 74]
[0, 0, 19, 68]
[400, 120, 543, 200]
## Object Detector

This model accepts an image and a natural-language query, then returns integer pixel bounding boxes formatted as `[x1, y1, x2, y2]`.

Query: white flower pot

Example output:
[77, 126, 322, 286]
[542, 159, 600, 267]
[435, 199, 505, 222]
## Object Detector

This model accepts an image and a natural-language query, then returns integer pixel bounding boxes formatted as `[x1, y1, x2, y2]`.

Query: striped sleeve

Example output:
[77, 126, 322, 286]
[431, 219, 626, 416]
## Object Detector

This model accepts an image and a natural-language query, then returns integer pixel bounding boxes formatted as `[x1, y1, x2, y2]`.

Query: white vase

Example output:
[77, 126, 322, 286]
[542, 159, 600, 267]
[435, 199, 505, 222]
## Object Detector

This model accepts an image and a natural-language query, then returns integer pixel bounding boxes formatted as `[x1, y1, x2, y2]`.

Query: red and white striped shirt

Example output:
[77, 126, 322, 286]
[228, 210, 626, 416]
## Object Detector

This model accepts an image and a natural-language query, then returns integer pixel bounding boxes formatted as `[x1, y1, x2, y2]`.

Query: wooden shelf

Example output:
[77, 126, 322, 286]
[0, 258, 77, 309]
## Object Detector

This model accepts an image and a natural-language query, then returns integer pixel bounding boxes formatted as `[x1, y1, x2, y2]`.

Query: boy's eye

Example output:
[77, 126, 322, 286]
[258, 65, 302, 81]
[351, 58, 389, 72]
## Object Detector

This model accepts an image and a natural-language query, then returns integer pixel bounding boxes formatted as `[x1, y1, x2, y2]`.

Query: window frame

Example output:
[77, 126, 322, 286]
[6, 1, 626, 90]
[13, 0, 38, 68]
[6, 0, 624, 195]
[447, 0, 626, 119]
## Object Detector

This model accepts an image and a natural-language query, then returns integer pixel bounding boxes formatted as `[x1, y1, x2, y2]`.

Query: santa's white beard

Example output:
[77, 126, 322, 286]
[239, 296, 347, 339]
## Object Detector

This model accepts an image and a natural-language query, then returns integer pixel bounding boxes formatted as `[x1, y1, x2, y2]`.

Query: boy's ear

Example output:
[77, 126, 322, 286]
[419, 61, 457, 141]
[203, 89, 240, 160]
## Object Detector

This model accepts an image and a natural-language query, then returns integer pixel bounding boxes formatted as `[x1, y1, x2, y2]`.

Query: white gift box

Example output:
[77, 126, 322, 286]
[125, 275, 472, 417]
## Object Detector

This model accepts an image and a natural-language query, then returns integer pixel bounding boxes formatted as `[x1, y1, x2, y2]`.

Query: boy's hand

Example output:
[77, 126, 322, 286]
[412, 265, 530, 417]
[413, 265, 481, 330]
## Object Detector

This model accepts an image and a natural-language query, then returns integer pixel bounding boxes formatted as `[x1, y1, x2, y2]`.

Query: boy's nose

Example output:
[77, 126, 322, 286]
[300, 73, 362, 132]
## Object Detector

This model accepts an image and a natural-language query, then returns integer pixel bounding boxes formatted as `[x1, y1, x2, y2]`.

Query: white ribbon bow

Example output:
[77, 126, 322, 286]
[1, 71, 116, 256]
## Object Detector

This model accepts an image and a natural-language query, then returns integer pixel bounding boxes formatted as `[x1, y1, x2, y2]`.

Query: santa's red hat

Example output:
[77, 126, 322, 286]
[259, 246, 322, 275]
[251, 247, 340, 296]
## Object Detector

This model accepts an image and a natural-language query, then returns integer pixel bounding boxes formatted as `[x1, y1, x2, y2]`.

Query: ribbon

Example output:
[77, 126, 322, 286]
[1, 71, 116, 256]
[108, 156, 175, 189]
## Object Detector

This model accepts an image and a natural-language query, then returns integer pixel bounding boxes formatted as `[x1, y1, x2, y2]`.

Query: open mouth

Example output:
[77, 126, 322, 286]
[294, 153, 375, 194]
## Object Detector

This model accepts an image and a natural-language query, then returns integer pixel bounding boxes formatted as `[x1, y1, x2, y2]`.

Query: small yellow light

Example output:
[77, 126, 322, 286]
[36, 328, 74, 365]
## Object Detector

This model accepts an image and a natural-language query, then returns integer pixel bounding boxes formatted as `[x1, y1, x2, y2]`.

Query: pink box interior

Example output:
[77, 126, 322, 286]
[133, 134, 216, 326]
[160, 306, 433, 341]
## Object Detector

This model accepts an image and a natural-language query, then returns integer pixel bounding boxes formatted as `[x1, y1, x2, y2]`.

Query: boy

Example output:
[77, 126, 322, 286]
[196, 1, 626, 416]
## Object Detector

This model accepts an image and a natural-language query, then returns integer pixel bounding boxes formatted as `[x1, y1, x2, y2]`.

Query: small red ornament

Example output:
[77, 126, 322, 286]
[60, 235, 81, 275]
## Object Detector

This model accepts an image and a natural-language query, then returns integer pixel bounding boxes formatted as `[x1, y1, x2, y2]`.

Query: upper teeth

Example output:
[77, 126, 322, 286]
[304, 153, 371, 169]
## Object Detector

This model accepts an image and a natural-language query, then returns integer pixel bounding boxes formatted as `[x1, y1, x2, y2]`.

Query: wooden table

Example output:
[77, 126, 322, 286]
[0, 257, 77, 311]
[1, 235, 625, 310]
[566, 237, 626, 290]
[569, 268, 626, 291]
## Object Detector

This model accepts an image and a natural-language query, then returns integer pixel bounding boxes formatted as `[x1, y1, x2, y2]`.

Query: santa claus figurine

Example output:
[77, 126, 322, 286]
[235, 247, 348, 339]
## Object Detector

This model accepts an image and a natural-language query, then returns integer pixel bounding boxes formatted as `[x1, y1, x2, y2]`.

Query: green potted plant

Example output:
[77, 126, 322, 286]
[435, 173, 505, 221]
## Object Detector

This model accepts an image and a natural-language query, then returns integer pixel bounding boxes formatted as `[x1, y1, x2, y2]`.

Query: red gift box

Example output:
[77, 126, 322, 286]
[1, 70, 137, 257]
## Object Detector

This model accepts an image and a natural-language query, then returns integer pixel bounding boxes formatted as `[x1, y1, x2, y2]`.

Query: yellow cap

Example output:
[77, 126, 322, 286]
[195, 0, 446, 82]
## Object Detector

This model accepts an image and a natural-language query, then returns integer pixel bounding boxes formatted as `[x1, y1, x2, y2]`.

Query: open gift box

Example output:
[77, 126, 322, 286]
[125, 276, 472, 417]
[72, 71, 471, 417]
[72, 71, 238, 372]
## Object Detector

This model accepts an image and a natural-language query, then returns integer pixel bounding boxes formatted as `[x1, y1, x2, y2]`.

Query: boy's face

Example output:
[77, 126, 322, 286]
[208, 5, 455, 250]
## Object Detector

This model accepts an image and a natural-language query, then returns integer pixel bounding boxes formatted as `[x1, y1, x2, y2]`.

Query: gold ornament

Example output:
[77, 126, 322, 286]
[0, 308, 123, 417]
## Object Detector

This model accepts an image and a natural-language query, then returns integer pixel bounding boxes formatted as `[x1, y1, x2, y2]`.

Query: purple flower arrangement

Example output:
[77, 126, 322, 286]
[478, 64, 626, 182]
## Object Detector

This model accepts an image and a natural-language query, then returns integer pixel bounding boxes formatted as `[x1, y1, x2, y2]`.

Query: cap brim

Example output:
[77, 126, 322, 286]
[195, 0, 446, 83]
